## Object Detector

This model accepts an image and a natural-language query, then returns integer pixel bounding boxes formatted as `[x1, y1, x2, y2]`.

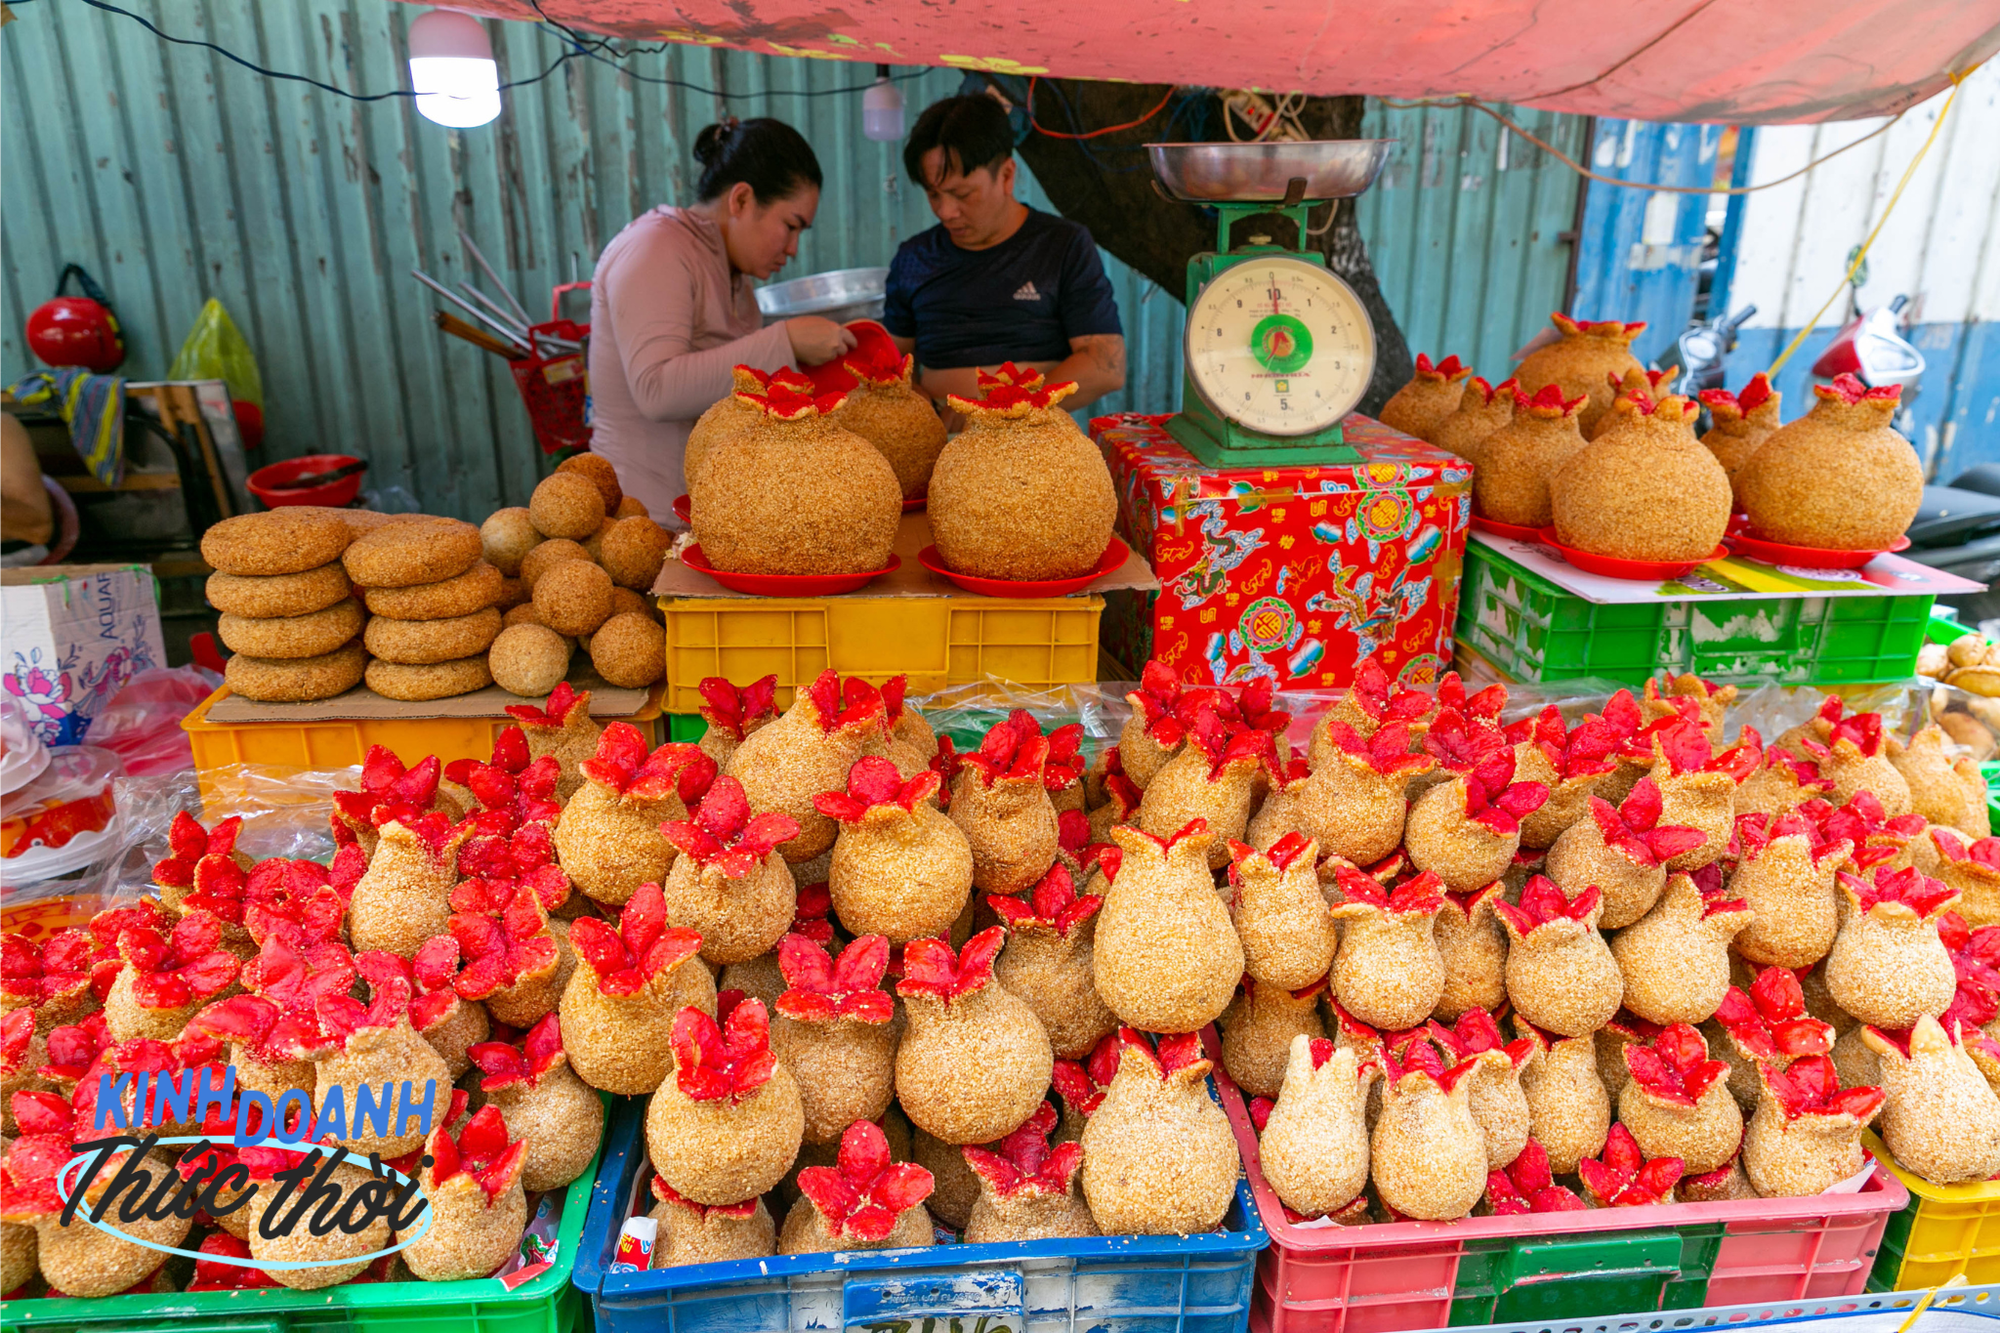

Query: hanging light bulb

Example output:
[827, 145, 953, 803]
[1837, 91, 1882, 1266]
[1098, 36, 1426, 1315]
[863, 65, 904, 142]
[408, 8, 501, 128]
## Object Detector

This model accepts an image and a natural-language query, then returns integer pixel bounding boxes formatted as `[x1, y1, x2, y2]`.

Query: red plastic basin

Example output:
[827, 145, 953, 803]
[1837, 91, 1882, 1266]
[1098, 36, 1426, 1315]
[247, 453, 364, 508]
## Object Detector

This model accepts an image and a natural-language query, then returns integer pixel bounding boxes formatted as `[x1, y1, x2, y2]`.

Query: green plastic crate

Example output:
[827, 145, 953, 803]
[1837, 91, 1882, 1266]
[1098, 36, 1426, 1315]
[1448, 1224, 1722, 1325]
[668, 712, 703, 743]
[1, 1100, 606, 1333]
[1455, 542, 1934, 687]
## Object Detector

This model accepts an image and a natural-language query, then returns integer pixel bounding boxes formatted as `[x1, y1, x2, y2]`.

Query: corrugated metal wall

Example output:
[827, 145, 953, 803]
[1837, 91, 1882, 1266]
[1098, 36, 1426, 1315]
[1714, 61, 2000, 479]
[2, 0, 1604, 520]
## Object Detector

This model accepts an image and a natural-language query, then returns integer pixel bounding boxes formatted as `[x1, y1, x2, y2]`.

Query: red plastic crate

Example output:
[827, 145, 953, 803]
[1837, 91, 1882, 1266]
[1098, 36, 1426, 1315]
[1212, 1040, 1908, 1333]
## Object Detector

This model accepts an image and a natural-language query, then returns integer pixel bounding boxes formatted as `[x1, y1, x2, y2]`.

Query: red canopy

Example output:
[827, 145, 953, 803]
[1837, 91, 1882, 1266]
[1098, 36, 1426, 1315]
[448, 0, 1991, 123]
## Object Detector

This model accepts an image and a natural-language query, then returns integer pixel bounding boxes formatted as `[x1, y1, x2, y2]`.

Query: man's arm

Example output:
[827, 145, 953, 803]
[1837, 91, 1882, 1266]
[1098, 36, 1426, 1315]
[1046, 333, 1126, 409]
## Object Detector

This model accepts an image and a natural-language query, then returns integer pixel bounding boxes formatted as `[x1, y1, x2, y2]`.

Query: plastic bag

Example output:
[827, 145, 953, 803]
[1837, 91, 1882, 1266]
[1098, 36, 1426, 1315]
[167, 298, 263, 409]
[83, 665, 221, 776]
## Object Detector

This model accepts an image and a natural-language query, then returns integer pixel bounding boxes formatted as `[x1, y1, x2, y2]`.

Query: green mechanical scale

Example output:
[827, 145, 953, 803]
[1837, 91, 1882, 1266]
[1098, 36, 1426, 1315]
[1147, 142, 1391, 468]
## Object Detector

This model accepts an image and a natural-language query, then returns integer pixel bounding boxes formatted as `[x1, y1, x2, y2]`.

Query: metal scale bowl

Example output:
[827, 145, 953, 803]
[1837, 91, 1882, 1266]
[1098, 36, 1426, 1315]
[1147, 140, 1392, 466]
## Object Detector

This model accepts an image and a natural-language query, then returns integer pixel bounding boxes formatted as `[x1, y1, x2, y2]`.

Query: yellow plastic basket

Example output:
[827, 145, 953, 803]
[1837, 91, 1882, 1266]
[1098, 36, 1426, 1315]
[1865, 1130, 2000, 1290]
[657, 592, 1105, 714]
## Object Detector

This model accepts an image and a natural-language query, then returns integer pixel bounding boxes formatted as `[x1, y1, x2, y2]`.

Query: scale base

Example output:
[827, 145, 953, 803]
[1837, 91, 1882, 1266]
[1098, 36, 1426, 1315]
[1166, 407, 1361, 469]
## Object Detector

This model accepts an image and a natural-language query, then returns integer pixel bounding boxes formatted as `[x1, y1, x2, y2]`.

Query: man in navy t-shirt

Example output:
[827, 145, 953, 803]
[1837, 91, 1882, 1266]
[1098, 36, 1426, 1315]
[884, 95, 1126, 410]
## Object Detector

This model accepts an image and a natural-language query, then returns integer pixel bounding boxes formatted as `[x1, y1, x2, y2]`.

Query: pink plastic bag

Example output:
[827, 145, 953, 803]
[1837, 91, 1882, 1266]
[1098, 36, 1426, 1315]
[83, 666, 220, 777]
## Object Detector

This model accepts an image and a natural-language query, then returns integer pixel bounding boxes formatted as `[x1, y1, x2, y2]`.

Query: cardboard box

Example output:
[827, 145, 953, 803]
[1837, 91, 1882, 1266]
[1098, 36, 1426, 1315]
[1, 563, 166, 746]
[1094, 413, 1470, 690]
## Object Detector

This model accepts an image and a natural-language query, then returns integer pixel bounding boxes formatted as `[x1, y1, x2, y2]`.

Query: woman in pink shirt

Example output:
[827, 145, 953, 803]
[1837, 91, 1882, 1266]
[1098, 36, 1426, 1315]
[588, 118, 855, 521]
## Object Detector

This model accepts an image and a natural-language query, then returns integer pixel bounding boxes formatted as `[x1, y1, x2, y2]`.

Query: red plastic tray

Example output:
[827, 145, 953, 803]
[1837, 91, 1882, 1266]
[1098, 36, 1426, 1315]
[1214, 1034, 1909, 1333]
[679, 544, 898, 596]
[1470, 514, 1543, 541]
[1537, 527, 1726, 581]
[917, 537, 1127, 598]
[1726, 529, 1912, 570]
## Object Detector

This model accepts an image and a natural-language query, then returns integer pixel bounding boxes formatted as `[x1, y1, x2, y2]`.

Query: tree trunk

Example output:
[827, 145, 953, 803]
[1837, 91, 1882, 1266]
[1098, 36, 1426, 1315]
[986, 78, 1412, 414]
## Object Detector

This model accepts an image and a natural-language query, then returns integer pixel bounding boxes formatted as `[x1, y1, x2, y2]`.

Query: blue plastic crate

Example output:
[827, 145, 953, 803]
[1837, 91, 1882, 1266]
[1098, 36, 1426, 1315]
[574, 1096, 1267, 1333]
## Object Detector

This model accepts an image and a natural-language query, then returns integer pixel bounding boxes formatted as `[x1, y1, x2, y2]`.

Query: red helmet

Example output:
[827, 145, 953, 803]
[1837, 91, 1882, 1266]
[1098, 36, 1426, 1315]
[26, 266, 125, 372]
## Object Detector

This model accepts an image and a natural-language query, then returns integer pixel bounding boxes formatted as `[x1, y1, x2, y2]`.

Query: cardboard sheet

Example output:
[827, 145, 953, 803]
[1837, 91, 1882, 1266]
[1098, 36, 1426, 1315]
[204, 666, 654, 725]
[652, 510, 1159, 601]
[1472, 531, 1986, 605]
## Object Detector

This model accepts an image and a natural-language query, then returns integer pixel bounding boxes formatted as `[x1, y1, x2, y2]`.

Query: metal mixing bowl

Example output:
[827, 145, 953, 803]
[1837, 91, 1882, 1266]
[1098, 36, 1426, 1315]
[1146, 141, 1394, 202]
[755, 267, 889, 323]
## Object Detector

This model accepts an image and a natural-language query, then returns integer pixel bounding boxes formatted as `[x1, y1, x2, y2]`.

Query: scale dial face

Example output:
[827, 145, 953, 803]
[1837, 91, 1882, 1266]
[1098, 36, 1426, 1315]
[1184, 255, 1376, 437]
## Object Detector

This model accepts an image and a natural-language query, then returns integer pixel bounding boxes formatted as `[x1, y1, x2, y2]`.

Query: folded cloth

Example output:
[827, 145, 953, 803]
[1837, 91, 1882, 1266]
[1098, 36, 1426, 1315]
[4, 368, 124, 487]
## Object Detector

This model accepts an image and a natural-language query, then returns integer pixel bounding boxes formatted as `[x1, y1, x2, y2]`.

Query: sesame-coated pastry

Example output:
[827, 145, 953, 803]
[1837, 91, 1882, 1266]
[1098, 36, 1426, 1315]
[1405, 714, 1549, 891]
[1545, 778, 1705, 929]
[660, 776, 799, 966]
[1313, 656, 1434, 766]
[1514, 1016, 1612, 1174]
[314, 950, 453, 1156]
[1429, 375, 1520, 469]
[1258, 1035, 1377, 1218]
[1433, 883, 1509, 1021]
[1818, 710, 1913, 816]
[1739, 374, 1923, 552]
[1697, 374, 1782, 507]
[729, 671, 886, 864]
[1730, 811, 1851, 969]
[1616, 1022, 1742, 1175]
[1290, 720, 1432, 865]
[1429, 1007, 1538, 1169]
[859, 676, 942, 783]
[440, 878, 564, 1027]
[1483, 1137, 1588, 1215]
[779, 1119, 936, 1254]
[1092, 820, 1243, 1034]
[1890, 725, 1989, 838]
[560, 887, 712, 1094]
[1824, 866, 1960, 1029]
[0, 1010, 49, 1136]
[1597, 1008, 1662, 1104]
[1552, 393, 1730, 563]
[1638, 718, 1762, 871]
[1577, 1123, 1684, 1207]
[151, 811, 253, 914]
[1938, 917, 2000, 1053]
[1675, 1155, 1758, 1203]
[1743, 1054, 1882, 1197]
[465, 1014, 603, 1192]
[187, 934, 355, 1103]
[647, 994, 803, 1204]
[1736, 744, 1837, 820]
[1610, 871, 1752, 1026]
[398, 1103, 529, 1282]
[910, 1123, 983, 1229]
[894, 928, 1051, 1145]
[504, 682, 603, 804]
[556, 728, 716, 907]
[1515, 313, 1647, 436]
[1863, 1014, 2000, 1184]
[1505, 706, 1620, 849]
[692, 379, 900, 575]
[1641, 675, 1736, 748]
[1328, 865, 1448, 1031]
[769, 933, 897, 1144]
[962, 1100, 1097, 1243]
[694, 674, 779, 771]
[346, 811, 474, 958]
[948, 710, 1062, 896]
[1379, 353, 1474, 442]
[1137, 707, 1273, 869]
[1080, 1030, 1237, 1235]
[1494, 878, 1624, 1037]
[1709, 966, 1836, 1113]
[1118, 661, 1191, 789]
[1369, 1037, 1486, 1221]
[329, 747, 457, 858]
[821, 759, 972, 945]
[1051, 1031, 1120, 1145]
[1474, 384, 1590, 528]
[1, 1102, 188, 1296]
[931, 373, 1115, 581]
[647, 1176, 777, 1267]
[1230, 833, 1337, 991]
[989, 862, 1117, 1060]
[1221, 976, 1328, 1099]
[98, 906, 240, 1042]
[1, 926, 117, 1035]
[827, 342, 949, 499]
[685, 365, 776, 489]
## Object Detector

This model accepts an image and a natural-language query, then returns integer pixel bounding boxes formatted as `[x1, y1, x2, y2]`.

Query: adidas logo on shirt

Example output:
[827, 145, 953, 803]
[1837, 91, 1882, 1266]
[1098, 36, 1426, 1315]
[1012, 282, 1042, 301]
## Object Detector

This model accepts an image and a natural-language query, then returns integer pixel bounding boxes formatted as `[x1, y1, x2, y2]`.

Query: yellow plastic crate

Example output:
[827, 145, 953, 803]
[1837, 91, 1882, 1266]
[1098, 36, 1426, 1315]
[1866, 1130, 2000, 1290]
[182, 683, 664, 807]
[657, 592, 1105, 714]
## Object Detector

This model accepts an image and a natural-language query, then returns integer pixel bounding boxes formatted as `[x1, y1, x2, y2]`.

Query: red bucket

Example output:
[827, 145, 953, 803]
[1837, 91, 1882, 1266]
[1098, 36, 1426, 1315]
[246, 453, 365, 508]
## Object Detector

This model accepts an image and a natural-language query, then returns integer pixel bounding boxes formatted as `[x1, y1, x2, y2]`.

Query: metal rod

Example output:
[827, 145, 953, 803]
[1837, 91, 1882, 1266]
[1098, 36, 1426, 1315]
[457, 281, 534, 341]
[459, 231, 535, 328]
[411, 269, 536, 348]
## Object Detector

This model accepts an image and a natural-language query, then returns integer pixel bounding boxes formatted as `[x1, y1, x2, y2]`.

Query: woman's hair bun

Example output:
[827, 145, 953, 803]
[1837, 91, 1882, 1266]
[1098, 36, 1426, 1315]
[692, 118, 739, 165]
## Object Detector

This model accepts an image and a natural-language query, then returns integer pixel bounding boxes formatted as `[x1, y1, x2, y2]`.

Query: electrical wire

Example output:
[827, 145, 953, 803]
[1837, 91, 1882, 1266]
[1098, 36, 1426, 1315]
[1026, 76, 1177, 140]
[1378, 91, 1923, 194]
[1764, 67, 1968, 376]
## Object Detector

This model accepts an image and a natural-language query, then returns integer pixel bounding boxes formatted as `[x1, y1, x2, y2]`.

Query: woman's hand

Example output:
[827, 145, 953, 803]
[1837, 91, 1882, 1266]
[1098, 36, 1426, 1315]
[784, 316, 858, 366]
